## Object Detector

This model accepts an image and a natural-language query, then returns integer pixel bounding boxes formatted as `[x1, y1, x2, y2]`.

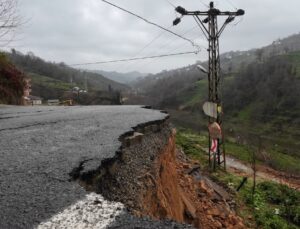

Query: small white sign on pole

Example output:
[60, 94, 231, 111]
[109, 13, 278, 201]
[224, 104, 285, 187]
[203, 101, 218, 118]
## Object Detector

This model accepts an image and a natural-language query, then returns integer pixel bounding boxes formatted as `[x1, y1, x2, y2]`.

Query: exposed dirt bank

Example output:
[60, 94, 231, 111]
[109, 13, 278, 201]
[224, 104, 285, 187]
[141, 130, 245, 229]
[72, 119, 246, 228]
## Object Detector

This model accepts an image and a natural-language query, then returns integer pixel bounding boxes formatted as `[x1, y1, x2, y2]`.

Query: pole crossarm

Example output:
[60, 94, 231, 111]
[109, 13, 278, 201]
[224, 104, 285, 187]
[182, 10, 244, 16]
[175, 6, 245, 17]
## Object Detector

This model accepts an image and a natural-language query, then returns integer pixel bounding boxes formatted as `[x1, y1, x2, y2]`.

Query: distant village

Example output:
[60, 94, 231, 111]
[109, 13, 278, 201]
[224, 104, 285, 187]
[23, 77, 86, 106]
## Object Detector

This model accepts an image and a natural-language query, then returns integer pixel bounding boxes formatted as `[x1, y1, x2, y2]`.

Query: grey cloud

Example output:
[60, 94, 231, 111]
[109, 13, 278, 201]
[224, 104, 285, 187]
[8, 0, 300, 73]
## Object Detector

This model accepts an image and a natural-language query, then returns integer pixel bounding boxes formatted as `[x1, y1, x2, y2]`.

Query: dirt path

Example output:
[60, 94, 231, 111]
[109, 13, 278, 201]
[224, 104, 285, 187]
[198, 146, 300, 190]
[226, 156, 300, 191]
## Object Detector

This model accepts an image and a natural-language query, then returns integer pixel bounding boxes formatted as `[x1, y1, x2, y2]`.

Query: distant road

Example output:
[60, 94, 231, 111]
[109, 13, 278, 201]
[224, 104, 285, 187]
[0, 105, 167, 228]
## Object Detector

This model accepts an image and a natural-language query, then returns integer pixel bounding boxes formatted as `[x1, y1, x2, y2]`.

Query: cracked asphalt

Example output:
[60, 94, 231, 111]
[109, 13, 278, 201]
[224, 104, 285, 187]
[0, 105, 168, 228]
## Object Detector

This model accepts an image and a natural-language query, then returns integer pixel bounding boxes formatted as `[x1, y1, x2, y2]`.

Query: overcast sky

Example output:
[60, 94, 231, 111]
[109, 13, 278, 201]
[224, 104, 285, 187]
[7, 0, 300, 74]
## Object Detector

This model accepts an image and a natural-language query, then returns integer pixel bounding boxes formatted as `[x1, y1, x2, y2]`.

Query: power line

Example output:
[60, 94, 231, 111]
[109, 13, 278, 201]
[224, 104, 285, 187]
[70, 51, 197, 66]
[232, 16, 244, 26]
[199, 0, 209, 8]
[224, 0, 238, 10]
[117, 27, 170, 71]
[133, 28, 169, 57]
[132, 26, 206, 68]
[164, 0, 176, 8]
[131, 26, 203, 70]
[101, 0, 200, 52]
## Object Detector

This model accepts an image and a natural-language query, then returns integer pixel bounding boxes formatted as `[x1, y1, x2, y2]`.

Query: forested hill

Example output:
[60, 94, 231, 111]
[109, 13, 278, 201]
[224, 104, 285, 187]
[131, 51, 300, 121]
[131, 32, 300, 114]
[6, 49, 129, 100]
[127, 33, 300, 160]
[124, 33, 300, 176]
[92, 70, 147, 84]
[224, 54, 300, 123]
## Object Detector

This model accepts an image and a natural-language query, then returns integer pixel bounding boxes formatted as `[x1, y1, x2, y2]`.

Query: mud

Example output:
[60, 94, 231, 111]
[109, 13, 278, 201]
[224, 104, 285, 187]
[226, 156, 300, 191]
[140, 130, 245, 229]
[73, 120, 246, 228]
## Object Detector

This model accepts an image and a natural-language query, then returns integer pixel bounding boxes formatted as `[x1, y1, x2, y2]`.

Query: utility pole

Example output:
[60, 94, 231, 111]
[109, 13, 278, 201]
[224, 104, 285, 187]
[173, 2, 244, 170]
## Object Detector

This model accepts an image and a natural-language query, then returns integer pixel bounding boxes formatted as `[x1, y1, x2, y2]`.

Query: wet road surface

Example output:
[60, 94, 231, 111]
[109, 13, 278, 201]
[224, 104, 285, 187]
[0, 105, 169, 228]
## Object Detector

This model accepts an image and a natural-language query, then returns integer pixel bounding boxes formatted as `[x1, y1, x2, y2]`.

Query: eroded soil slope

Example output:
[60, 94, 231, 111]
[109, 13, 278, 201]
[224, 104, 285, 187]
[76, 120, 246, 229]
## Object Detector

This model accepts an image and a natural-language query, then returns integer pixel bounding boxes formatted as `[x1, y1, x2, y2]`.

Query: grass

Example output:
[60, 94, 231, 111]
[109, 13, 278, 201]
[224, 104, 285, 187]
[269, 149, 300, 173]
[175, 129, 208, 166]
[212, 171, 300, 229]
[226, 141, 253, 163]
[176, 128, 253, 164]
[181, 76, 235, 109]
[176, 128, 300, 174]
[29, 73, 75, 91]
[176, 128, 300, 228]
[184, 80, 208, 107]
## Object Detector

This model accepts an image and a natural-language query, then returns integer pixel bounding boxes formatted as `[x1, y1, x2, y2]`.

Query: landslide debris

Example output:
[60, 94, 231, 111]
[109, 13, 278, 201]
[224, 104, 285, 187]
[140, 129, 245, 229]
[72, 120, 245, 228]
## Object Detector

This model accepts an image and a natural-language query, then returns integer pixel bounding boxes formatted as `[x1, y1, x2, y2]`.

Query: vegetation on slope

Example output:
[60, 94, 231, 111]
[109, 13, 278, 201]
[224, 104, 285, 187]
[8, 49, 128, 92]
[4, 50, 128, 104]
[176, 129, 300, 229]
[0, 53, 27, 105]
[131, 34, 300, 174]
[215, 172, 300, 229]
[176, 129, 300, 174]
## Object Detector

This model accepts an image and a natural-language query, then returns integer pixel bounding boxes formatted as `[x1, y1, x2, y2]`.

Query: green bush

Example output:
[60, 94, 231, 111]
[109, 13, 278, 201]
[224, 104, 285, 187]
[257, 182, 300, 226]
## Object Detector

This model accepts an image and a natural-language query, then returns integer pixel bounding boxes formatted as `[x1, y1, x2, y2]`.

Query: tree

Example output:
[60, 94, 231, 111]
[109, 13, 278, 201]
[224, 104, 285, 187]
[0, 53, 27, 104]
[0, 0, 21, 46]
[255, 48, 263, 62]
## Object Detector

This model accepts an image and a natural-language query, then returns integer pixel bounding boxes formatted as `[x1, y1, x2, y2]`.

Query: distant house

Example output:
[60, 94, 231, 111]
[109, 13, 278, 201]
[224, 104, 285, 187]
[24, 95, 42, 105]
[47, 99, 60, 106]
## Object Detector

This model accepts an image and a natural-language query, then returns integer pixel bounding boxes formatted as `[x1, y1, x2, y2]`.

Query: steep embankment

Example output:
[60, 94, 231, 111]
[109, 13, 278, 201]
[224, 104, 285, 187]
[72, 114, 245, 229]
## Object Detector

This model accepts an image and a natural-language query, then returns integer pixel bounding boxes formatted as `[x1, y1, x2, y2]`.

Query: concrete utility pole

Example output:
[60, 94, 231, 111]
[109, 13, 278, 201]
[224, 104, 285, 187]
[173, 2, 245, 170]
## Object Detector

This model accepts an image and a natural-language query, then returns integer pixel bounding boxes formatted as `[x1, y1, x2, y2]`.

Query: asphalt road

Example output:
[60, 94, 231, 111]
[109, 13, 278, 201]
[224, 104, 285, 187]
[0, 105, 169, 228]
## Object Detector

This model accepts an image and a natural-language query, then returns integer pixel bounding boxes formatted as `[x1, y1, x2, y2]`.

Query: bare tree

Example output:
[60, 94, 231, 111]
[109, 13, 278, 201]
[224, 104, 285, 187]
[0, 0, 21, 46]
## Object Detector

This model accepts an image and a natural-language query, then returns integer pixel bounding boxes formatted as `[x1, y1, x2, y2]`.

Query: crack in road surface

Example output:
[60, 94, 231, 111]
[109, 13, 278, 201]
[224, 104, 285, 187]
[1, 106, 193, 228]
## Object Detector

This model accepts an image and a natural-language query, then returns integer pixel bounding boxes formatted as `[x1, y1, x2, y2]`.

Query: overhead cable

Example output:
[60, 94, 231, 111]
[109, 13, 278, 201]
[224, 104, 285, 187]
[70, 51, 198, 66]
[101, 0, 200, 52]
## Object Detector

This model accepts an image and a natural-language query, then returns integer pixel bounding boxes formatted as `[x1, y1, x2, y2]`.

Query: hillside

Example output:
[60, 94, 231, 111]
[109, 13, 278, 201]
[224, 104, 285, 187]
[6, 50, 129, 101]
[92, 70, 147, 84]
[127, 33, 300, 174]
[131, 33, 300, 114]
[134, 33, 300, 92]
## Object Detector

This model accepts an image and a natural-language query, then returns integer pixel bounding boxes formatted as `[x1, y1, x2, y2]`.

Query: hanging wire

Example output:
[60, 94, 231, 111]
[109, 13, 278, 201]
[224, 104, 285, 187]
[224, 0, 238, 10]
[199, 0, 209, 8]
[101, 0, 200, 51]
[164, 0, 176, 8]
[135, 32, 206, 71]
[70, 51, 198, 66]
[117, 27, 171, 71]
[232, 16, 244, 26]
[128, 26, 206, 71]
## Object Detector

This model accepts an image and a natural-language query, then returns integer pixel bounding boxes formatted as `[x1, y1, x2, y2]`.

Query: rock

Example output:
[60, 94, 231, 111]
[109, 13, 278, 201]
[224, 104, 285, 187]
[228, 214, 239, 225]
[214, 220, 223, 228]
[207, 208, 220, 217]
